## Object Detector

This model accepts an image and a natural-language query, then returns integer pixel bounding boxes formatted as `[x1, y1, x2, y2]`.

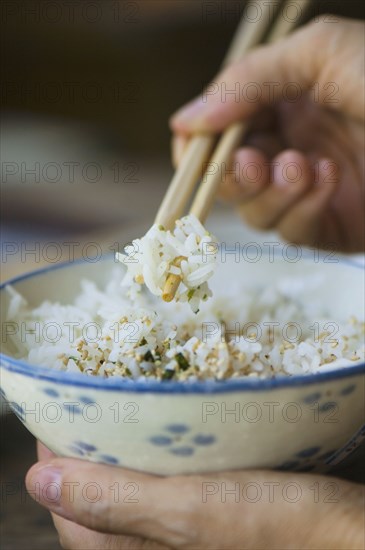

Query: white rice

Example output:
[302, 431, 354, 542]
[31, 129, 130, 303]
[5, 269, 364, 381]
[116, 214, 218, 312]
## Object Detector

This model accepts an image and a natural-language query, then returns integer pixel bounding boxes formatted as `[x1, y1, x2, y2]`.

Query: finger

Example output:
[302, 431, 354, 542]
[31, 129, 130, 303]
[218, 147, 270, 202]
[170, 22, 319, 133]
[37, 441, 57, 461]
[172, 107, 279, 172]
[277, 158, 340, 247]
[170, 18, 363, 134]
[25, 458, 192, 548]
[26, 462, 363, 550]
[238, 150, 313, 229]
[244, 131, 284, 160]
[171, 133, 189, 168]
[52, 514, 110, 550]
[52, 513, 168, 550]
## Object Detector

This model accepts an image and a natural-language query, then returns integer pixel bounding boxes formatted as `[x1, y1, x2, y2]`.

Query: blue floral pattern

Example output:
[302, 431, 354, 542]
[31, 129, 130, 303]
[5, 380, 361, 471]
[318, 402, 337, 413]
[296, 446, 321, 458]
[69, 440, 120, 465]
[42, 388, 98, 406]
[302, 392, 322, 404]
[302, 382, 358, 409]
[170, 447, 195, 456]
[277, 443, 351, 472]
[149, 425, 216, 457]
[63, 403, 82, 415]
[99, 454, 119, 465]
[339, 384, 356, 396]
[43, 387, 60, 398]
[78, 396, 97, 405]
[325, 424, 365, 466]
[150, 435, 173, 446]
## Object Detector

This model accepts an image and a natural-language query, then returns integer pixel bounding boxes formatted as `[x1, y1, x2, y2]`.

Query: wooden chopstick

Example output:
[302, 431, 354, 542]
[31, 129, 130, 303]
[160, 0, 313, 302]
[190, 0, 313, 222]
[154, 0, 282, 230]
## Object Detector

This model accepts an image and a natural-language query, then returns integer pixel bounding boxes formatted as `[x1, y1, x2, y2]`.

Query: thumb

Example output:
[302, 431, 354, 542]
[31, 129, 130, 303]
[170, 17, 359, 133]
[25, 458, 188, 548]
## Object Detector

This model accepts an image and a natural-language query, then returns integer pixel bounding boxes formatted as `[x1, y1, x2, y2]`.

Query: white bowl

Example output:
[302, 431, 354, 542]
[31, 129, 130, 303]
[1, 254, 364, 475]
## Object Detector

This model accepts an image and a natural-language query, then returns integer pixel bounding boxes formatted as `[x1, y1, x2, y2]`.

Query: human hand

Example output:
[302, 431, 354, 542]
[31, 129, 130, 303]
[26, 442, 364, 549]
[170, 17, 365, 252]
[30, 442, 168, 549]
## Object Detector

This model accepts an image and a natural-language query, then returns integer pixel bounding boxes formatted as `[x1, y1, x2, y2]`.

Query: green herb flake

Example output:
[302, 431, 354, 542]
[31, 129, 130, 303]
[140, 337, 148, 345]
[158, 225, 165, 231]
[187, 289, 195, 301]
[175, 352, 190, 371]
[143, 350, 155, 362]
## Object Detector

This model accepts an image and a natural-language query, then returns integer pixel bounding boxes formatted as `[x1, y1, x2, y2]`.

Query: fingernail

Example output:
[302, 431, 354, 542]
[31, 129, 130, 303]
[170, 97, 204, 127]
[274, 163, 303, 191]
[28, 464, 62, 507]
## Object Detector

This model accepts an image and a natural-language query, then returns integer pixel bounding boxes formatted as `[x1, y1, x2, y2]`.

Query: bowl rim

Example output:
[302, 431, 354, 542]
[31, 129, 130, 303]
[1, 253, 364, 394]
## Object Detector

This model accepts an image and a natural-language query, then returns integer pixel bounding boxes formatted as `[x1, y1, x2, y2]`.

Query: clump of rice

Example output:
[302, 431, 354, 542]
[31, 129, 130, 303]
[116, 214, 218, 312]
[5, 270, 364, 381]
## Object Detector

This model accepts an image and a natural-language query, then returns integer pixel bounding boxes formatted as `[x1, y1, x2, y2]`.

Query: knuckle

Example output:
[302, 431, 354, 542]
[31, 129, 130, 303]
[297, 16, 334, 54]
[78, 495, 115, 533]
[306, 15, 331, 37]
[306, 14, 346, 48]
[156, 477, 201, 548]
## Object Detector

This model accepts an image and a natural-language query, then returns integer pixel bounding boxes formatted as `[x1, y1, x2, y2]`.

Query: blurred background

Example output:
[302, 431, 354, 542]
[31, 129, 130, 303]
[1, 1, 364, 548]
[2, 0, 365, 278]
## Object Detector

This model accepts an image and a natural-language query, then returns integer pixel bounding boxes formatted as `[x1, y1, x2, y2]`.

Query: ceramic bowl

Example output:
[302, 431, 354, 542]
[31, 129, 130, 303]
[1, 254, 364, 475]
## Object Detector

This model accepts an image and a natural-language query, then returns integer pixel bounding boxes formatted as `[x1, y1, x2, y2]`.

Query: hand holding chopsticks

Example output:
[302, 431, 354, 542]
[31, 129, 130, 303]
[156, 0, 313, 230]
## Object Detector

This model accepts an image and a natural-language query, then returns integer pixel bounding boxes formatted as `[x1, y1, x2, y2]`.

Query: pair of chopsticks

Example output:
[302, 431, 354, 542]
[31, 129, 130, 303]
[157, 0, 312, 302]
[156, 0, 312, 230]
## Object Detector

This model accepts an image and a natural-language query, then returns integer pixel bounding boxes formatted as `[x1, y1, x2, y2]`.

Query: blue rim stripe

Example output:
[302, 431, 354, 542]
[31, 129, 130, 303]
[1, 253, 364, 394]
[1, 354, 364, 393]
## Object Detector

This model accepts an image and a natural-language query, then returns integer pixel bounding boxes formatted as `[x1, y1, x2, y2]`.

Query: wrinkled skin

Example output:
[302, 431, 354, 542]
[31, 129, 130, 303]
[25, 442, 364, 549]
